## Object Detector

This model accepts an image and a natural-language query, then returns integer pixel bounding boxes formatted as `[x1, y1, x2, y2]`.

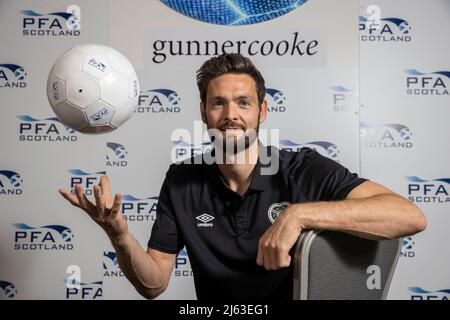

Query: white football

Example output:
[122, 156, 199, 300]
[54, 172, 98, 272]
[46, 44, 140, 134]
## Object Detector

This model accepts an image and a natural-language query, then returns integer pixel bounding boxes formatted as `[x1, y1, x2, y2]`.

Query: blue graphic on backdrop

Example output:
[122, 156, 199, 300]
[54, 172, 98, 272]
[138, 89, 181, 113]
[400, 237, 415, 258]
[103, 251, 124, 277]
[68, 169, 106, 195]
[106, 142, 128, 167]
[161, 0, 309, 25]
[172, 138, 213, 160]
[65, 278, 102, 299]
[331, 86, 352, 112]
[0, 170, 23, 195]
[18, 115, 77, 142]
[265, 88, 286, 112]
[14, 223, 74, 251]
[121, 195, 159, 222]
[174, 248, 193, 277]
[404, 69, 449, 95]
[0, 281, 17, 298]
[360, 122, 413, 148]
[21, 8, 81, 36]
[409, 287, 450, 300]
[280, 139, 339, 161]
[0, 64, 27, 88]
[406, 176, 450, 203]
[359, 15, 411, 42]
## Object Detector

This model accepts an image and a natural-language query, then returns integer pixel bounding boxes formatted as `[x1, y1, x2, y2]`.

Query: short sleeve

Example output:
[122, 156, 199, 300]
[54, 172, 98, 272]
[293, 149, 368, 201]
[147, 168, 184, 254]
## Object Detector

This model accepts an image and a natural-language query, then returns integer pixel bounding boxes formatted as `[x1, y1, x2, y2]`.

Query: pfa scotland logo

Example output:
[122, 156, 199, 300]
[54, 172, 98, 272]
[21, 6, 81, 37]
[406, 176, 450, 204]
[0, 64, 27, 88]
[103, 251, 124, 277]
[138, 88, 181, 113]
[359, 14, 411, 42]
[404, 69, 449, 96]
[331, 86, 353, 112]
[174, 248, 193, 277]
[400, 237, 415, 258]
[14, 223, 74, 251]
[280, 139, 339, 161]
[68, 169, 106, 196]
[0, 170, 23, 195]
[172, 138, 213, 161]
[18, 115, 77, 142]
[0, 281, 17, 298]
[409, 287, 450, 300]
[106, 142, 128, 167]
[121, 195, 159, 222]
[360, 122, 413, 149]
[265, 88, 286, 112]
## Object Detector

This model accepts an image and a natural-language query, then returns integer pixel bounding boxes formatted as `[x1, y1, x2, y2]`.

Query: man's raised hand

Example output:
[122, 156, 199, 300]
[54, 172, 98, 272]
[58, 175, 128, 242]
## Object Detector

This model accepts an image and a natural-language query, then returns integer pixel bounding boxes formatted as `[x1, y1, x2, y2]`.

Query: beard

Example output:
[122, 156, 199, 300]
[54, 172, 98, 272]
[206, 114, 260, 155]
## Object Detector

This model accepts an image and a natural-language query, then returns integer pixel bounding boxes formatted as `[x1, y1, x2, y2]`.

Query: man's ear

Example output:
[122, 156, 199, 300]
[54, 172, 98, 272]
[200, 102, 207, 124]
[259, 99, 268, 123]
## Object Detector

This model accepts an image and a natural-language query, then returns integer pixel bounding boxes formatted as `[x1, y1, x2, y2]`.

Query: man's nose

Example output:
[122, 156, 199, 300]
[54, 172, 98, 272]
[223, 103, 239, 120]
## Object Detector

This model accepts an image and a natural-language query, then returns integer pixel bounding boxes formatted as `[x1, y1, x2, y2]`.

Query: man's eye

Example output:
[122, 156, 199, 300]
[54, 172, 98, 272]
[240, 101, 250, 107]
[211, 102, 223, 108]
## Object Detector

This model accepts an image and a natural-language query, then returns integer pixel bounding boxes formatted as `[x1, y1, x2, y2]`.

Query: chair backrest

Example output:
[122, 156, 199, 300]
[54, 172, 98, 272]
[293, 230, 402, 300]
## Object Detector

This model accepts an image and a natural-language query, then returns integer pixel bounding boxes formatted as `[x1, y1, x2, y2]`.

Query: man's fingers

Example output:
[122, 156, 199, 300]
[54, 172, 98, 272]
[58, 188, 80, 207]
[258, 244, 290, 270]
[283, 255, 292, 268]
[277, 251, 291, 269]
[259, 240, 276, 271]
[256, 246, 264, 266]
[110, 193, 122, 216]
[94, 185, 105, 217]
[99, 176, 111, 197]
[74, 184, 95, 213]
[268, 246, 278, 270]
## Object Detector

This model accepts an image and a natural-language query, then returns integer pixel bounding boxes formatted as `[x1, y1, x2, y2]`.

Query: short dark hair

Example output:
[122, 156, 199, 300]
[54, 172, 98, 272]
[196, 53, 266, 107]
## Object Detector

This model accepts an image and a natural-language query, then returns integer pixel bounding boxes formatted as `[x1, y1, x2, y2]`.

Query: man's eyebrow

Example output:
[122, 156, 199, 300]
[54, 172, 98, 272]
[234, 95, 254, 101]
[207, 95, 255, 102]
[207, 96, 226, 102]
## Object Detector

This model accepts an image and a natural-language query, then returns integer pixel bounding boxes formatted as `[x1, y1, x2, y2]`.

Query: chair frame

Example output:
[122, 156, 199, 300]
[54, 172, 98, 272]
[293, 230, 403, 300]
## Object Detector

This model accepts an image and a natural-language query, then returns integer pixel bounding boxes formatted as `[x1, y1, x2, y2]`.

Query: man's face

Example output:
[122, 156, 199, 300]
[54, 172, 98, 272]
[200, 73, 267, 153]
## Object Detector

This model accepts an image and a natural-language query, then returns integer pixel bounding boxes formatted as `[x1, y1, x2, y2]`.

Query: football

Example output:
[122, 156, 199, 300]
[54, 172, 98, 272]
[46, 44, 140, 134]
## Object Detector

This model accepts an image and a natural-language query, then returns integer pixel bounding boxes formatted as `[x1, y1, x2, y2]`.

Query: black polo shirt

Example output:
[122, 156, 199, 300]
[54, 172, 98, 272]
[148, 145, 367, 300]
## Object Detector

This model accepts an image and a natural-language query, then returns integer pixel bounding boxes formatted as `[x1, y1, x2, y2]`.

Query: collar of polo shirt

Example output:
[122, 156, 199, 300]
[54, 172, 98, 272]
[206, 143, 275, 197]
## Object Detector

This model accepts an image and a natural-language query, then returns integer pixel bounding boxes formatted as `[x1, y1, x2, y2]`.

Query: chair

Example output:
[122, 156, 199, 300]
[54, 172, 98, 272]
[293, 230, 402, 300]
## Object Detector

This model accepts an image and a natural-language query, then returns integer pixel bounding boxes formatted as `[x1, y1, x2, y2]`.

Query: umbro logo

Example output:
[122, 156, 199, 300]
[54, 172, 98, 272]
[196, 213, 214, 227]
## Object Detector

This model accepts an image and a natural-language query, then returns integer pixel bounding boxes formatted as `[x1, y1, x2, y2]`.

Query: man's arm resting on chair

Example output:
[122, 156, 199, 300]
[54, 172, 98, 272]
[256, 180, 427, 270]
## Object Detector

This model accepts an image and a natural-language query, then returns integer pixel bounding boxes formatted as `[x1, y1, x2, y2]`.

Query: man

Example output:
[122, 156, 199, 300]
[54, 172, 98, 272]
[59, 53, 427, 300]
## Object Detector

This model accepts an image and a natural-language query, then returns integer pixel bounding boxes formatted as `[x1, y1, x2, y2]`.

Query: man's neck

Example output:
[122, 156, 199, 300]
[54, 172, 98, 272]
[216, 140, 259, 196]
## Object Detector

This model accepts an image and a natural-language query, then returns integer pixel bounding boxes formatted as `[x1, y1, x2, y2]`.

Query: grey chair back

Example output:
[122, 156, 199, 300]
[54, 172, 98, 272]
[293, 230, 402, 300]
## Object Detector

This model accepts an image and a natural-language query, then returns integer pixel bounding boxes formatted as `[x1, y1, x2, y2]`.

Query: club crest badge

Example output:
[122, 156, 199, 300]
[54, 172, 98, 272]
[268, 202, 291, 223]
